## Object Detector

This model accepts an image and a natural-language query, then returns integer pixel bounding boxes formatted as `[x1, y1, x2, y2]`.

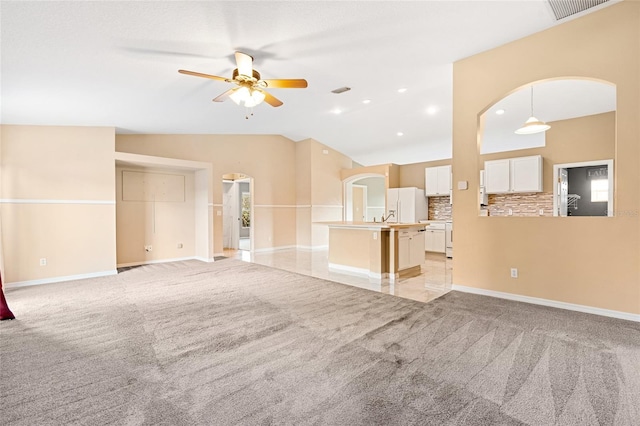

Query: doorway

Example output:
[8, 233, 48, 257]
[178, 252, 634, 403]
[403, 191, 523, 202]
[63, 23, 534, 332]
[344, 174, 385, 222]
[553, 160, 613, 217]
[351, 185, 367, 222]
[222, 174, 253, 251]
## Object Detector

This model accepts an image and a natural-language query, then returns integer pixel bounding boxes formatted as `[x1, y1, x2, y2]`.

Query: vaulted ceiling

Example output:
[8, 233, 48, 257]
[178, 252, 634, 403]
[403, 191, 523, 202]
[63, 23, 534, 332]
[0, 1, 619, 165]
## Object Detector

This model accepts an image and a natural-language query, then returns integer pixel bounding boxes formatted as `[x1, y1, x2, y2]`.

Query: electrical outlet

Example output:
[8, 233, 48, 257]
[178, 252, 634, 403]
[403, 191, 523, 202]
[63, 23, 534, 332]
[510, 268, 518, 278]
[145, 245, 152, 252]
[177, 243, 183, 249]
[508, 208, 513, 216]
[539, 208, 544, 216]
[373, 232, 378, 240]
[39, 258, 47, 266]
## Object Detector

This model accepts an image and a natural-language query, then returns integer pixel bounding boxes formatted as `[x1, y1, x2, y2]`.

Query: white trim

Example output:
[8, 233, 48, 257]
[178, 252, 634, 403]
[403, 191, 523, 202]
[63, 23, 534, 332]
[117, 256, 201, 268]
[6, 270, 118, 288]
[252, 204, 343, 209]
[210, 203, 219, 207]
[0, 199, 115, 205]
[295, 245, 329, 251]
[328, 263, 384, 280]
[252, 245, 298, 253]
[254, 205, 298, 208]
[194, 256, 215, 263]
[552, 159, 614, 217]
[452, 284, 640, 323]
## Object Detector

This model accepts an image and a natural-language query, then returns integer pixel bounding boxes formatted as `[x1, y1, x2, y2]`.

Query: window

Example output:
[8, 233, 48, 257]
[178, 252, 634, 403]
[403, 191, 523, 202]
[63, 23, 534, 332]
[241, 192, 251, 227]
[591, 179, 608, 202]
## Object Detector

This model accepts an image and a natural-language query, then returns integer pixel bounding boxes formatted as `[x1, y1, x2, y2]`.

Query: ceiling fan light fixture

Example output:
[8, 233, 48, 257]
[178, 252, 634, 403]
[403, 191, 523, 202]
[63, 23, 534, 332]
[515, 86, 550, 135]
[230, 87, 265, 107]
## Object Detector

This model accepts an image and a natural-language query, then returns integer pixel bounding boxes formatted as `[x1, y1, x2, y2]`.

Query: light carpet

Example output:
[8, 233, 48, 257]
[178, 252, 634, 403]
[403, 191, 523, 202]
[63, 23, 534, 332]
[1, 259, 639, 425]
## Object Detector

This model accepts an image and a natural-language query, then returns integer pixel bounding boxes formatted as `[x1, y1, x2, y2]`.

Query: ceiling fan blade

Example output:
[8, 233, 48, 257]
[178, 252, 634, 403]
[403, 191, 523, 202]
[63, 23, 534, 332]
[212, 88, 237, 102]
[263, 91, 283, 107]
[262, 79, 308, 89]
[235, 51, 253, 77]
[178, 69, 230, 82]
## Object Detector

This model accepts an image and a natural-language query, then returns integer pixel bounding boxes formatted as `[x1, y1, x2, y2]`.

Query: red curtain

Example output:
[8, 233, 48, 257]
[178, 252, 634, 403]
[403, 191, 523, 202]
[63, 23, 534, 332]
[0, 271, 15, 320]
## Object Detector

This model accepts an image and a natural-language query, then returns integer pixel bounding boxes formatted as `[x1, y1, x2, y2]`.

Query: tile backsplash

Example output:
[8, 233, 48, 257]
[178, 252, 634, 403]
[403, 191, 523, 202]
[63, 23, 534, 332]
[485, 192, 554, 217]
[428, 196, 452, 220]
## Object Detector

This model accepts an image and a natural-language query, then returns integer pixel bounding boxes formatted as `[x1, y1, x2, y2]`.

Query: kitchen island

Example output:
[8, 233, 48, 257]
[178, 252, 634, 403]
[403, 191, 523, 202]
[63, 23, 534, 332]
[318, 221, 426, 281]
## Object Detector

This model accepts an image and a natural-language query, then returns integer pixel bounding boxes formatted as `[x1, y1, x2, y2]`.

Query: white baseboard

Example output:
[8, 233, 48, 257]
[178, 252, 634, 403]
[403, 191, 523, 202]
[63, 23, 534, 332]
[328, 263, 384, 280]
[117, 256, 199, 268]
[252, 245, 298, 253]
[6, 270, 118, 289]
[194, 256, 215, 263]
[452, 284, 640, 323]
[296, 245, 329, 251]
[118, 256, 199, 268]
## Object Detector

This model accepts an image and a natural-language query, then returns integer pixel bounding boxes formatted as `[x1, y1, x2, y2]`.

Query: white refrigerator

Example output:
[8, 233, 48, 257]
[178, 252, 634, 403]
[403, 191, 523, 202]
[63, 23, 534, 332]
[386, 187, 428, 223]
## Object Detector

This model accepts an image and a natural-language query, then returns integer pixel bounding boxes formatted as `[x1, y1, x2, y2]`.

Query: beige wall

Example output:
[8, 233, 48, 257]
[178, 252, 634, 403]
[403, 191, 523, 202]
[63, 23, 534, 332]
[399, 159, 452, 189]
[452, 2, 640, 315]
[0, 125, 117, 284]
[116, 134, 297, 252]
[115, 166, 196, 265]
[295, 139, 312, 247]
[296, 138, 353, 248]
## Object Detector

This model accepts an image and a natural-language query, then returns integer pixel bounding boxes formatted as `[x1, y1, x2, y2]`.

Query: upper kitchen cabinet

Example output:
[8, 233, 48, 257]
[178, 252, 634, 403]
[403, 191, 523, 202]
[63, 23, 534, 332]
[484, 155, 542, 194]
[425, 165, 451, 196]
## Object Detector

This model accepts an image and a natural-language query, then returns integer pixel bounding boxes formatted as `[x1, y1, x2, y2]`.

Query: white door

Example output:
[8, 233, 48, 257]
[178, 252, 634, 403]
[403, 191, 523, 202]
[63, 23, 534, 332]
[352, 186, 365, 221]
[558, 168, 568, 216]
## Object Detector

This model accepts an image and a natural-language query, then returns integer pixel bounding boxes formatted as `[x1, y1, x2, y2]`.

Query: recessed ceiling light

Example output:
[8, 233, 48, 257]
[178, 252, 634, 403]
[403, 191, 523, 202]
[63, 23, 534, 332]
[397, 88, 407, 93]
[426, 106, 439, 115]
[332, 108, 342, 115]
[397, 132, 404, 136]
[362, 99, 371, 104]
[496, 109, 506, 115]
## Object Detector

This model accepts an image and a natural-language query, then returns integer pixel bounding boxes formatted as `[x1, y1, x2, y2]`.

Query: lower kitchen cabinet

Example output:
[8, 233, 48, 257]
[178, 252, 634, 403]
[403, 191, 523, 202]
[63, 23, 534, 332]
[398, 229, 426, 270]
[425, 228, 445, 253]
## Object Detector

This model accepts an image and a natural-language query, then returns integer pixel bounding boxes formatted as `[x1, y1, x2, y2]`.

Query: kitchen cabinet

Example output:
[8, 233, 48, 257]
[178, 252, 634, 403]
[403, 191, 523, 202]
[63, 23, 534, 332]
[484, 155, 542, 194]
[425, 165, 452, 196]
[424, 227, 445, 253]
[386, 187, 428, 223]
[398, 229, 425, 270]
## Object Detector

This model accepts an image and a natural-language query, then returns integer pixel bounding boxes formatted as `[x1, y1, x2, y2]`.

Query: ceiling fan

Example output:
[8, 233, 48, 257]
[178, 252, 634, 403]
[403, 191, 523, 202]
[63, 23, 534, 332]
[178, 51, 308, 111]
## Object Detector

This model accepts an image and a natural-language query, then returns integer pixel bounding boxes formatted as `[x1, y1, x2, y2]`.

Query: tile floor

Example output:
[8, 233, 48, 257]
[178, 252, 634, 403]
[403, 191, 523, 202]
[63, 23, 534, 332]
[224, 248, 453, 304]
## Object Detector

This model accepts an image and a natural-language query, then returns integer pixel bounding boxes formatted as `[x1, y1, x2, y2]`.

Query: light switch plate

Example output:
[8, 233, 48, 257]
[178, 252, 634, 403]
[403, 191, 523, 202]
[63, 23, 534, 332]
[457, 181, 468, 190]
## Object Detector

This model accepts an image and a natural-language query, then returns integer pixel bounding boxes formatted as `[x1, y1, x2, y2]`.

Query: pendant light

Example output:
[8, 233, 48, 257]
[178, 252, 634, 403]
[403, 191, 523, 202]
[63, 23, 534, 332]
[515, 86, 550, 135]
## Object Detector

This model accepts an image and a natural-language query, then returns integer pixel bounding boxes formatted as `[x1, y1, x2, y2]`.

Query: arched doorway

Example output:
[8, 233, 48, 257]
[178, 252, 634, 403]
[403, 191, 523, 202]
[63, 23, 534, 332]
[343, 173, 386, 222]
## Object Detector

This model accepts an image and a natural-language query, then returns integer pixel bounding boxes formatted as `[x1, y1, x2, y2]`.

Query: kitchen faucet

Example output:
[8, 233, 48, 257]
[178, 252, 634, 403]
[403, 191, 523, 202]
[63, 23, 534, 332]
[381, 211, 395, 222]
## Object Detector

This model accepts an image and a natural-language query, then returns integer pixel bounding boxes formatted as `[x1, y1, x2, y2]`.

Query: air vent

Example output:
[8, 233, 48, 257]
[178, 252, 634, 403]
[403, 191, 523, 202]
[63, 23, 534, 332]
[331, 87, 351, 94]
[547, 0, 610, 20]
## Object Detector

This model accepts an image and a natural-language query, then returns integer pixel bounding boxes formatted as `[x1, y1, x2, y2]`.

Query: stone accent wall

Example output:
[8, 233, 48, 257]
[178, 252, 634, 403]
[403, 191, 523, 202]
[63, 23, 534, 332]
[485, 192, 554, 217]
[428, 196, 452, 220]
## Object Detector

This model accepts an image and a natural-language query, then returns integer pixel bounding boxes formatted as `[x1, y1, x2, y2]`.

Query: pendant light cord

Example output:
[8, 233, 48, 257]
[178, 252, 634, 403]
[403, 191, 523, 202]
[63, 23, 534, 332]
[530, 86, 534, 116]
